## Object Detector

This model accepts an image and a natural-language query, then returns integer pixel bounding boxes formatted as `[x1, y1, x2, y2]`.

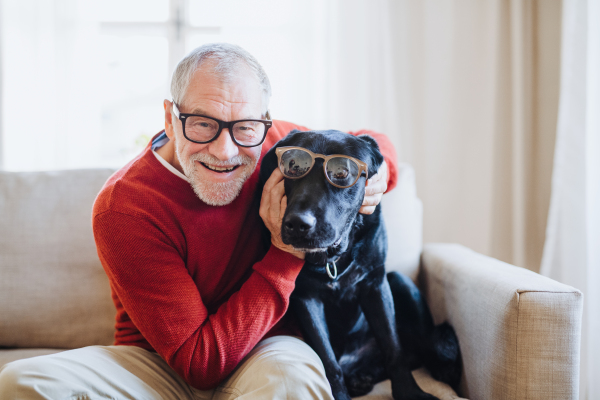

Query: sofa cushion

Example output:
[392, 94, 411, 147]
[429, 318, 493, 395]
[0, 348, 65, 368]
[0, 169, 116, 349]
[353, 370, 465, 400]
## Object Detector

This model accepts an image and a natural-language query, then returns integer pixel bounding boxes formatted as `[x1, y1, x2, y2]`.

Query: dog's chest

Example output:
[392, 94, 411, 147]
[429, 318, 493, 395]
[295, 260, 369, 299]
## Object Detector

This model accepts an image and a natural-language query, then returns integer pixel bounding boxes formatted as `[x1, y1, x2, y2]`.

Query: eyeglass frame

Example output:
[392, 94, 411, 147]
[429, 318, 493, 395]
[172, 102, 273, 148]
[275, 146, 368, 189]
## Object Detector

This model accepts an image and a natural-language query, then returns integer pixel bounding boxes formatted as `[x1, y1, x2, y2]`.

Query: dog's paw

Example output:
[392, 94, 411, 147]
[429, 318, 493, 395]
[345, 374, 375, 397]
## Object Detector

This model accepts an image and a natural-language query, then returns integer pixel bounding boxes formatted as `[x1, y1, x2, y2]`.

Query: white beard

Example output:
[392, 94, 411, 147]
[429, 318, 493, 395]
[175, 142, 259, 206]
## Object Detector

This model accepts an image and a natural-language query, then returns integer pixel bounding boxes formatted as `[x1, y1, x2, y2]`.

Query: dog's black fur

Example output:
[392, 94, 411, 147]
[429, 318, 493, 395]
[258, 130, 462, 400]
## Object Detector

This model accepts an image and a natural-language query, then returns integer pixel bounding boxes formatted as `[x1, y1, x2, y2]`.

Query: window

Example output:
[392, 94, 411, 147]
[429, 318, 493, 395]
[1, 0, 328, 171]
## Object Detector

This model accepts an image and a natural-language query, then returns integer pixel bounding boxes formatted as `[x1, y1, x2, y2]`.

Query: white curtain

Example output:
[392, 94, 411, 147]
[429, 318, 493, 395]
[318, 0, 562, 272]
[540, 0, 600, 398]
[0, 0, 4, 168]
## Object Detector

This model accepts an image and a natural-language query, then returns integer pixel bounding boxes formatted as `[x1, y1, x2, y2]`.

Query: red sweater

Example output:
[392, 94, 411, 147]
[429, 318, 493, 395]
[92, 120, 398, 390]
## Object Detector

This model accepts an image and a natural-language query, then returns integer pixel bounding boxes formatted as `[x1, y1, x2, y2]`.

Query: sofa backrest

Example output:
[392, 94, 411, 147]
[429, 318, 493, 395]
[0, 164, 423, 349]
[382, 163, 424, 281]
[0, 169, 116, 349]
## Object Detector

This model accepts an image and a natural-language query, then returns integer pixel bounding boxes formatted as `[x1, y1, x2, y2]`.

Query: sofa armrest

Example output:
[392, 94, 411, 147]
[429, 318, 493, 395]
[419, 243, 583, 400]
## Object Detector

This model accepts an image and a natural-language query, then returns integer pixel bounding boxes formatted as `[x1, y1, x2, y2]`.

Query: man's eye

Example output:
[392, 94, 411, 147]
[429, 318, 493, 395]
[238, 122, 257, 131]
[191, 121, 206, 126]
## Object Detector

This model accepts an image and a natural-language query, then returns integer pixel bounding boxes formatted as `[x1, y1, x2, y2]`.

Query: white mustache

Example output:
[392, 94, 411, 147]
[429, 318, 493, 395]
[189, 153, 252, 167]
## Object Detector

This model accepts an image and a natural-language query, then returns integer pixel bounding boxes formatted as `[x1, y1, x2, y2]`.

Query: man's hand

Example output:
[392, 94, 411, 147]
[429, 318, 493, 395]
[359, 160, 388, 215]
[259, 169, 305, 260]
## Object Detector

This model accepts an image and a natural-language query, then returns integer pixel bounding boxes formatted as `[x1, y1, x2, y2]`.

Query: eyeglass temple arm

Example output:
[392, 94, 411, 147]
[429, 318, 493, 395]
[172, 101, 180, 118]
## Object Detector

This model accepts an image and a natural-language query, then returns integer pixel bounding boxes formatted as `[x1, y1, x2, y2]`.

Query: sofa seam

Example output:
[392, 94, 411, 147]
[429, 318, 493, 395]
[516, 289, 582, 295]
[516, 291, 521, 399]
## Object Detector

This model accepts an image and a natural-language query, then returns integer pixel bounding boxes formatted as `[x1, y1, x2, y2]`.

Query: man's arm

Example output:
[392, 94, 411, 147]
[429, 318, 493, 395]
[93, 210, 303, 390]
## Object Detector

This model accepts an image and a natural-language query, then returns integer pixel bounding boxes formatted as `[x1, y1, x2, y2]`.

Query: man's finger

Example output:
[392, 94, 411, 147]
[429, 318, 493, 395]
[361, 194, 382, 207]
[359, 205, 376, 215]
[365, 181, 387, 196]
[268, 180, 286, 221]
[280, 195, 288, 220]
[365, 160, 388, 193]
[270, 180, 286, 206]
[259, 186, 270, 220]
[264, 167, 284, 192]
[260, 169, 285, 226]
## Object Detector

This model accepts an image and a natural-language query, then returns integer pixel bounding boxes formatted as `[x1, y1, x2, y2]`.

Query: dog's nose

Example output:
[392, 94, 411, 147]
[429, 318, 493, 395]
[283, 212, 316, 236]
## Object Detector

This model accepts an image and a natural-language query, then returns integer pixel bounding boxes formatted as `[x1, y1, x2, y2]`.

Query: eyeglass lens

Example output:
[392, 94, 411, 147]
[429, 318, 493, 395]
[185, 116, 266, 146]
[326, 157, 359, 187]
[280, 149, 360, 187]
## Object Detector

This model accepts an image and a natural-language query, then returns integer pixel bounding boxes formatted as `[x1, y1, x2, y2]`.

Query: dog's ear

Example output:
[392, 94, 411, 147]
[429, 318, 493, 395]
[258, 129, 303, 191]
[258, 146, 279, 192]
[358, 134, 385, 179]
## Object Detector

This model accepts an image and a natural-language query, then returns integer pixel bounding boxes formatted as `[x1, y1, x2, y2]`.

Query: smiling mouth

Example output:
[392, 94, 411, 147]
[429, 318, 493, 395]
[200, 162, 241, 173]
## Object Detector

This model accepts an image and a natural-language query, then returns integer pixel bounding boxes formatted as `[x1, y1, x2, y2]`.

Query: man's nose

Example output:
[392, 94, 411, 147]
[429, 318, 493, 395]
[209, 128, 239, 161]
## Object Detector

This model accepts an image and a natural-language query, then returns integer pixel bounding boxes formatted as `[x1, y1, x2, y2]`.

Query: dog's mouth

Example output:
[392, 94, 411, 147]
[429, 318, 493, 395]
[331, 236, 343, 249]
[292, 236, 343, 253]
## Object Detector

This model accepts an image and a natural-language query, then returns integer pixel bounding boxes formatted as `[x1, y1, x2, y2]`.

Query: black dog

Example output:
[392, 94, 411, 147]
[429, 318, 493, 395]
[259, 130, 461, 400]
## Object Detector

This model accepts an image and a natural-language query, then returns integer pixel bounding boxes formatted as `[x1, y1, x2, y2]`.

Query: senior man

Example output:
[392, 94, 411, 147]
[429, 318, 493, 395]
[0, 43, 398, 399]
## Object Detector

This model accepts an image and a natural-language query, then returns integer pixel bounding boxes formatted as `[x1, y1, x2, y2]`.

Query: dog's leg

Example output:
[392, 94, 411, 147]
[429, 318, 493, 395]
[387, 270, 434, 369]
[291, 297, 351, 400]
[387, 271, 462, 390]
[358, 268, 439, 400]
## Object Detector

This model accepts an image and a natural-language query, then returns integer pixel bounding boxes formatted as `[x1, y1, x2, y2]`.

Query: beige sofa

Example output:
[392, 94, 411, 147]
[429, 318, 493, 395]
[0, 165, 582, 399]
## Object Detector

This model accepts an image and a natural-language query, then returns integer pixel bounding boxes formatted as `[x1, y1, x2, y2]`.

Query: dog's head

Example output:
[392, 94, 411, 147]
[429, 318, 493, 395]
[260, 129, 384, 258]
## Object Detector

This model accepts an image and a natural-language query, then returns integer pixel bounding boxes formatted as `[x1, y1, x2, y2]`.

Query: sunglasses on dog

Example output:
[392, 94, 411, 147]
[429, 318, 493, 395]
[275, 147, 368, 189]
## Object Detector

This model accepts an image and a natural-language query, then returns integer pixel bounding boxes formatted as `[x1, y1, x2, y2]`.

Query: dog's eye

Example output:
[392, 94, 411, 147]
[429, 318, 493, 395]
[281, 149, 313, 178]
[333, 169, 349, 179]
[326, 157, 359, 187]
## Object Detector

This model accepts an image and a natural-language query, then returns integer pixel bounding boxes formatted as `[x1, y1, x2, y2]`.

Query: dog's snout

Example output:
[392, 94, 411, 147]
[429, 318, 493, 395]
[283, 212, 316, 236]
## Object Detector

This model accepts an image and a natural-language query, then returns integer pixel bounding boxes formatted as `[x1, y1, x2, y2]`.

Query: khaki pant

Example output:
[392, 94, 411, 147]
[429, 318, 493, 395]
[0, 336, 334, 400]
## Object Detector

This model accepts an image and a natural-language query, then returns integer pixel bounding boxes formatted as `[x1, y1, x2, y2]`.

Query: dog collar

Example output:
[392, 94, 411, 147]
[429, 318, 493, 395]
[325, 256, 341, 280]
[326, 260, 337, 279]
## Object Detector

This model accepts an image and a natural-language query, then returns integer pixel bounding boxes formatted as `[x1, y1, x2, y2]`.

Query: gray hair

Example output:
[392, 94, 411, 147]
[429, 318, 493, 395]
[170, 43, 272, 115]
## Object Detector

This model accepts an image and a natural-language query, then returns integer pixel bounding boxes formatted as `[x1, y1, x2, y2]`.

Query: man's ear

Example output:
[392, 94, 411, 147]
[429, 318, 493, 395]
[163, 99, 176, 140]
[358, 134, 384, 179]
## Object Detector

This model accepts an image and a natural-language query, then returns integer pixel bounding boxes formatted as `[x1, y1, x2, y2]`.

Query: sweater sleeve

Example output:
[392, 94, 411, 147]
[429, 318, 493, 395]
[93, 209, 304, 390]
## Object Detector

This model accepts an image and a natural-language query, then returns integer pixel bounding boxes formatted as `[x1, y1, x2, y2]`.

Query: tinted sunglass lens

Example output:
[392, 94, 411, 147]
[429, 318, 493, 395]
[281, 149, 313, 178]
[326, 157, 359, 187]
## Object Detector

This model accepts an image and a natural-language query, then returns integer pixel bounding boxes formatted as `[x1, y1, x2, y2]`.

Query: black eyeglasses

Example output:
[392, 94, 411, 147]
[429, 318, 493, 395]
[172, 102, 272, 147]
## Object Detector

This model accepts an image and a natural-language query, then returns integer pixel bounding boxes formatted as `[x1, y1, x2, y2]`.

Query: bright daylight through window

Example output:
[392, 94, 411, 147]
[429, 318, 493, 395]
[0, 0, 328, 171]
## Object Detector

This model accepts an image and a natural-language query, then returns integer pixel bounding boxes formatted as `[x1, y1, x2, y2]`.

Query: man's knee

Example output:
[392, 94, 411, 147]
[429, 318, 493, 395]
[0, 359, 38, 397]
[263, 339, 326, 378]
[222, 336, 333, 400]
